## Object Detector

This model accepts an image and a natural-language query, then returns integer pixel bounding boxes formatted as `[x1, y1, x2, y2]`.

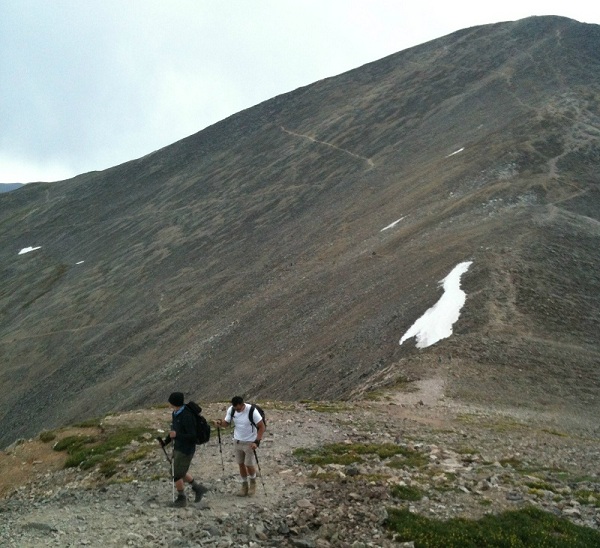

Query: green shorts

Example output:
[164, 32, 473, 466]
[173, 450, 194, 481]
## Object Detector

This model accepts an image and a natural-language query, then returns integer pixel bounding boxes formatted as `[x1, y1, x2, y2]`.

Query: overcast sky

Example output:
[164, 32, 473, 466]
[1, 1, 598, 185]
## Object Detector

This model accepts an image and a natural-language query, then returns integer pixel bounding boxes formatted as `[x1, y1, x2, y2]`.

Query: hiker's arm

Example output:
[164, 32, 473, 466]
[214, 406, 233, 428]
[251, 420, 265, 449]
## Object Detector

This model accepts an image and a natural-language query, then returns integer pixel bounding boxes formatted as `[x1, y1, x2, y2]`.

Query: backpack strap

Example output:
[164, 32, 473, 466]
[249, 404, 256, 430]
[229, 404, 259, 430]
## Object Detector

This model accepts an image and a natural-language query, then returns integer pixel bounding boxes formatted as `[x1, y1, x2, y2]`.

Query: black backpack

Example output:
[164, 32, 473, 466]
[229, 403, 267, 431]
[186, 401, 211, 444]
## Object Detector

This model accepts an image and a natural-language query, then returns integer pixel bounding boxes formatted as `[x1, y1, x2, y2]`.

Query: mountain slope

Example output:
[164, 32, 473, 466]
[1, 16, 599, 447]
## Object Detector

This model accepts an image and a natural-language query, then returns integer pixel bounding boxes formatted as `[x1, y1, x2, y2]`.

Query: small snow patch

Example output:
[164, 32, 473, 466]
[381, 217, 405, 232]
[18, 246, 42, 255]
[400, 261, 473, 348]
[446, 147, 464, 158]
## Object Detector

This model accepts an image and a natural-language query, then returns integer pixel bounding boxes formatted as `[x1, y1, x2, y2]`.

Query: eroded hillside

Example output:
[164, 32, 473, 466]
[1, 16, 599, 447]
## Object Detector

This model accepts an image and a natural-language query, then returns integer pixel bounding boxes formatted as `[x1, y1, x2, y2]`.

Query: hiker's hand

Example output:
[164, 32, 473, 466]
[214, 419, 223, 427]
[169, 430, 176, 439]
[251, 440, 260, 450]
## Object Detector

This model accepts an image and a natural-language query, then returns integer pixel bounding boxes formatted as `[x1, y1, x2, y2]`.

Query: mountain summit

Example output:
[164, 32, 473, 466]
[1, 16, 599, 447]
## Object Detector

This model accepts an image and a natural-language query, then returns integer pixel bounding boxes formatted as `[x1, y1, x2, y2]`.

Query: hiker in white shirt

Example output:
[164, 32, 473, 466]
[214, 396, 265, 496]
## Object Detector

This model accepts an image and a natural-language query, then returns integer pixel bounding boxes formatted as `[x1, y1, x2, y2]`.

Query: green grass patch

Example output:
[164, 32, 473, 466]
[386, 448, 429, 469]
[309, 471, 342, 481]
[262, 401, 296, 411]
[498, 458, 566, 477]
[385, 506, 600, 547]
[39, 430, 57, 443]
[525, 480, 556, 492]
[390, 485, 423, 501]
[73, 417, 103, 428]
[53, 427, 156, 470]
[362, 391, 385, 401]
[53, 435, 96, 452]
[109, 476, 135, 484]
[554, 472, 596, 483]
[575, 490, 600, 507]
[99, 459, 118, 477]
[294, 444, 363, 466]
[302, 401, 350, 413]
[125, 445, 153, 463]
[499, 457, 526, 470]
[294, 442, 411, 466]
[453, 446, 478, 455]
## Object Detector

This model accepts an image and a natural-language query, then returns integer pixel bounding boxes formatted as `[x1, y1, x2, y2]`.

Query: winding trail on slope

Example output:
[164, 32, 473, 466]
[281, 126, 375, 168]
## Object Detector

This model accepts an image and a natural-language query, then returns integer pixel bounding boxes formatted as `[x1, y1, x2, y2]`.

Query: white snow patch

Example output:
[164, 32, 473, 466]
[381, 217, 405, 231]
[18, 246, 42, 255]
[75, 261, 85, 265]
[446, 147, 464, 158]
[399, 261, 473, 348]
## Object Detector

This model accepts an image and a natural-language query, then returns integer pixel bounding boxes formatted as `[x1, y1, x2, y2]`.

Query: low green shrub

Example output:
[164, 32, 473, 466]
[294, 442, 413, 466]
[99, 459, 118, 477]
[390, 484, 423, 501]
[53, 427, 156, 471]
[386, 448, 429, 469]
[39, 431, 57, 443]
[385, 505, 600, 547]
[125, 445, 153, 463]
[53, 435, 96, 452]
[73, 417, 102, 428]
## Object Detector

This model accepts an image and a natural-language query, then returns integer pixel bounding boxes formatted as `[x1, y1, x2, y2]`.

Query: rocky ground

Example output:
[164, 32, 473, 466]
[1, 379, 599, 547]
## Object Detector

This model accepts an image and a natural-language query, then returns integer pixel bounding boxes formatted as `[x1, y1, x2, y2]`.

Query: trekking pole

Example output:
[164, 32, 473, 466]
[157, 438, 172, 464]
[156, 438, 175, 503]
[253, 449, 267, 495]
[171, 450, 175, 503]
[217, 427, 225, 473]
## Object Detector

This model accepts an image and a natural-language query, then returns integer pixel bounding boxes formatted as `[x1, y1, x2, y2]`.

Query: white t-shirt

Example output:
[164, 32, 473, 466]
[224, 404, 263, 442]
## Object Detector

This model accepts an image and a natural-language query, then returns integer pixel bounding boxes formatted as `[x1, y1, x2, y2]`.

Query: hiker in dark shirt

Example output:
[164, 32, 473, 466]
[159, 392, 207, 507]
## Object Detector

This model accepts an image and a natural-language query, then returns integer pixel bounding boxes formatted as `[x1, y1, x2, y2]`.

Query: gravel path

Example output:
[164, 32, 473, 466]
[1, 388, 599, 547]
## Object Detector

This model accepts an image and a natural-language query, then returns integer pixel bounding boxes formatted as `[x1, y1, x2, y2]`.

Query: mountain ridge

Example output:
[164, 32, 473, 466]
[0, 15, 599, 448]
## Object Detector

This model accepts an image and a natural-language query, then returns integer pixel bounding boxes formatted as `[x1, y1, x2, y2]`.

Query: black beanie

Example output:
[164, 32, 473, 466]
[168, 392, 184, 406]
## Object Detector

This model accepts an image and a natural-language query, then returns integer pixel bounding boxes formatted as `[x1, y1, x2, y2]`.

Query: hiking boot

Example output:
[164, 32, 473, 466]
[172, 494, 187, 508]
[192, 484, 208, 502]
[248, 478, 257, 496]
[236, 482, 249, 497]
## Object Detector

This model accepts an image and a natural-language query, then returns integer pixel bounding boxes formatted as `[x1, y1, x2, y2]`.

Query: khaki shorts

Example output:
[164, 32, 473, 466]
[234, 440, 257, 466]
[173, 450, 194, 481]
